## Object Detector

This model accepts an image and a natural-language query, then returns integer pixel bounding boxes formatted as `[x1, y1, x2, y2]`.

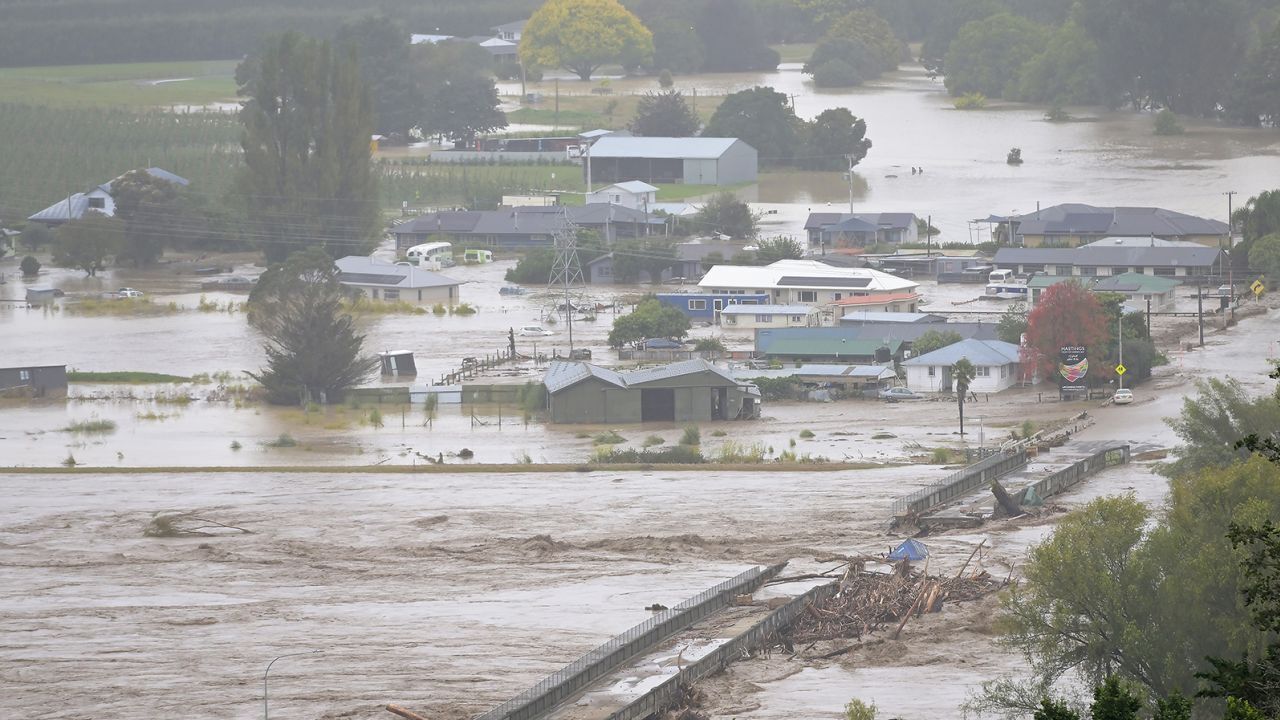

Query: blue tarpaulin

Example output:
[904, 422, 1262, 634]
[888, 538, 929, 561]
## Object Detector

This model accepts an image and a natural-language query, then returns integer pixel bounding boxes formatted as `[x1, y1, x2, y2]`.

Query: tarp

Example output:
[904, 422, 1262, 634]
[888, 538, 929, 561]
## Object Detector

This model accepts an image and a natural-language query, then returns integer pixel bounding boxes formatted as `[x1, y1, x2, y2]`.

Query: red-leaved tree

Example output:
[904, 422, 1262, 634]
[1024, 281, 1112, 382]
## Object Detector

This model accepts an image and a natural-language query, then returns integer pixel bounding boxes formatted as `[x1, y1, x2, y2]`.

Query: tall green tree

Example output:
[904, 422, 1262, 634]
[629, 90, 700, 137]
[826, 9, 901, 72]
[799, 107, 872, 171]
[943, 13, 1051, 99]
[692, 192, 757, 239]
[703, 86, 799, 165]
[237, 32, 380, 263]
[612, 237, 677, 283]
[695, 0, 780, 72]
[1013, 18, 1101, 105]
[248, 249, 377, 405]
[997, 302, 1028, 344]
[1162, 377, 1280, 479]
[1089, 677, 1143, 720]
[755, 237, 804, 264]
[110, 169, 183, 267]
[644, 17, 704, 74]
[913, 329, 963, 356]
[607, 296, 691, 346]
[520, 0, 653, 80]
[1230, 19, 1280, 127]
[53, 212, 123, 276]
[1249, 233, 1280, 285]
[335, 15, 421, 136]
[953, 356, 975, 434]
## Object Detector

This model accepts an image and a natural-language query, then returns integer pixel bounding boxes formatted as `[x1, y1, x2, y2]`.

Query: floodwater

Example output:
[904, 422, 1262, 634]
[505, 63, 1280, 242]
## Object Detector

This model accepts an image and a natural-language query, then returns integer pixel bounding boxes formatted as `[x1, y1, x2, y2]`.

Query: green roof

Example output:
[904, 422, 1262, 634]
[1028, 275, 1083, 289]
[762, 338, 903, 357]
[1092, 272, 1180, 293]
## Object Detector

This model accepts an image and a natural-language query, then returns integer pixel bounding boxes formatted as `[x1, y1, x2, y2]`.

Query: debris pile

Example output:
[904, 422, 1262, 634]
[782, 563, 1007, 644]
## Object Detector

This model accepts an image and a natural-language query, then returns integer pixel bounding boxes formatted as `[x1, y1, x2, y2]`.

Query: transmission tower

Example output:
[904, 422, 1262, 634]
[548, 207, 588, 352]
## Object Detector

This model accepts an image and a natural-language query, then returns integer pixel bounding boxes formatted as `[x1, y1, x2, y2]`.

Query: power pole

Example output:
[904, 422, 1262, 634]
[1224, 190, 1237, 323]
[844, 154, 856, 214]
[1197, 279, 1205, 348]
[548, 208, 586, 353]
[1117, 313, 1124, 390]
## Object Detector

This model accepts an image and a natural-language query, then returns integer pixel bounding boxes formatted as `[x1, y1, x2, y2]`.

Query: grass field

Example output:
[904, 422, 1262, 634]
[505, 90, 727, 131]
[0, 61, 239, 108]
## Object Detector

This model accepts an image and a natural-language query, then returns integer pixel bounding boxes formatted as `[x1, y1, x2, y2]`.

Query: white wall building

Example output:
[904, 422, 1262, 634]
[719, 304, 823, 329]
[902, 339, 1023, 394]
[698, 259, 918, 306]
[585, 181, 659, 211]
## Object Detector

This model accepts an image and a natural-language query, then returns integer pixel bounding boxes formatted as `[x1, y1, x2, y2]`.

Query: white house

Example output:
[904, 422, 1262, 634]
[336, 256, 460, 306]
[698, 259, 918, 306]
[902, 339, 1023, 394]
[586, 181, 658, 211]
[26, 167, 189, 226]
[719, 304, 824, 329]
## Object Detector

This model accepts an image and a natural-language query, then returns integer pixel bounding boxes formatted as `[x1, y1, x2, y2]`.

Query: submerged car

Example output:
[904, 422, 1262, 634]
[878, 386, 921, 401]
[640, 338, 683, 350]
[519, 325, 555, 336]
[1113, 388, 1134, 405]
[116, 287, 144, 298]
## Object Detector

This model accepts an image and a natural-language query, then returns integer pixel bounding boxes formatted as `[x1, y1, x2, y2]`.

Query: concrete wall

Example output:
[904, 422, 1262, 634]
[892, 449, 1028, 516]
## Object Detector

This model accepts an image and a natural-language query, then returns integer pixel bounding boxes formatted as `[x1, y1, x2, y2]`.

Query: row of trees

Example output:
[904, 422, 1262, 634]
[700, 87, 873, 170]
[972, 365, 1280, 718]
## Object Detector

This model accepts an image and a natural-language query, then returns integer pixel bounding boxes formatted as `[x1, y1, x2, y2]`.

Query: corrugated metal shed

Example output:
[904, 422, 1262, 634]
[588, 136, 743, 159]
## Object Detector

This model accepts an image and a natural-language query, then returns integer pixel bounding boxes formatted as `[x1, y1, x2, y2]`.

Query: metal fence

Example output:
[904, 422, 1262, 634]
[474, 563, 786, 720]
[604, 581, 842, 720]
[891, 449, 1029, 516]
[1024, 445, 1129, 501]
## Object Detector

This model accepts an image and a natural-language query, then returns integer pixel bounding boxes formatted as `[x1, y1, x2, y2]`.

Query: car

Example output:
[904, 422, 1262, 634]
[641, 338, 683, 350]
[878, 386, 921, 401]
[1112, 388, 1134, 405]
[519, 325, 555, 337]
[569, 348, 592, 360]
[116, 287, 144, 298]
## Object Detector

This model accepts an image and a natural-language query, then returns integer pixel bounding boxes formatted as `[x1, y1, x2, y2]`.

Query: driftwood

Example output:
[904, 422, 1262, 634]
[385, 705, 430, 720]
[955, 539, 987, 579]
[990, 479, 1023, 518]
[780, 565, 1006, 645]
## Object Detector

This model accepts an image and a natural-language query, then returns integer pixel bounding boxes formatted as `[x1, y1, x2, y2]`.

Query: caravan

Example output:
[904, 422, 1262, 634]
[405, 241, 455, 269]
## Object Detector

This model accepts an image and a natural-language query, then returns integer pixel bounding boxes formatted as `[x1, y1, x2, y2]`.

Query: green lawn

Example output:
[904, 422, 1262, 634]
[0, 60, 239, 107]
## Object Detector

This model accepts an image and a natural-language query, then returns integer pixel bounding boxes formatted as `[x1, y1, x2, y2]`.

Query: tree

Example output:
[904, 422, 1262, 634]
[944, 13, 1052, 99]
[1230, 20, 1280, 127]
[248, 250, 377, 405]
[695, 0, 780, 72]
[645, 17, 704, 74]
[520, 0, 653, 80]
[1248, 233, 1280, 282]
[237, 32, 380, 263]
[693, 192, 756, 239]
[826, 9, 901, 72]
[423, 72, 509, 145]
[53, 212, 123, 276]
[920, 0, 1005, 74]
[1234, 190, 1280, 245]
[1162, 377, 1280, 479]
[805, 38, 880, 87]
[629, 90, 700, 137]
[335, 15, 421, 136]
[19, 255, 40, 277]
[1089, 677, 1143, 720]
[110, 168, 183, 267]
[21, 223, 54, 251]
[612, 237, 677, 283]
[755, 237, 804, 264]
[953, 357, 975, 434]
[703, 86, 799, 164]
[912, 329, 963, 356]
[607, 297, 691, 347]
[799, 107, 872, 171]
[1012, 19, 1101, 105]
[997, 302, 1028, 344]
[1032, 698, 1080, 720]
[1023, 280, 1111, 383]
[1152, 692, 1192, 720]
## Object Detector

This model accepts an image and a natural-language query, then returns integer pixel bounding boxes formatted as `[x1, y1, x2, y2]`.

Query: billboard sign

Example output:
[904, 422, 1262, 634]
[1059, 346, 1088, 393]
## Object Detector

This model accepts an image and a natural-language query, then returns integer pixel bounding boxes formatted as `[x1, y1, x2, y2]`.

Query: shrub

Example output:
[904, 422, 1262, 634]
[813, 59, 863, 88]
[594, 430, 626, 445]
[61, 452, 78, 467]
[711, 429, 727, 437]
[265, 433, 297, 447]
[658, 69, 674, 88]
[693, 337, 727, 353]
[20, 255, 40, 276]
[1154, 108, 1184, 135]
[845, 699, 878, 720]
[799, 429, 815, 439]
[679, 425, 701, 446]
[642, 434, 665, 447]
[715, 440, 768, 463]
[931, 447, 953, 463]
[953, 92, 987, 109]
[1045, 103, 1071, 122]
[591, 445, 704, 464]
[368, 407, 384, 428]
[65, 418, 117, 434]
[452, 302, 477, 316]
[432, 303, 447, 316]
[230, 440, 242, 450]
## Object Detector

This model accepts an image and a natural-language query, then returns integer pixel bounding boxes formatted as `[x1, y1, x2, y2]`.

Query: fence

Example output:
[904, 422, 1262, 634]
[474, 563, 786, 720]
[604, 581, 842, 720]
[891, 449, 1029, 516]
[1023, 445, 1129, 501]
[431, 151, 569, 164]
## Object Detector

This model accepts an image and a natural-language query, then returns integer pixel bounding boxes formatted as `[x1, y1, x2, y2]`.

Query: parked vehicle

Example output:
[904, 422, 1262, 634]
[116, 287, 144, 298]
[519, 325, 555, 336]
[1112, 388, 1134, 405]
[499, 286, 527, 296]
[569, 349, 592, 360]
[878, 386, 921, 401]
[405, 241, 455, 268]
[641, 338, 683, 350]
[463, 248, 493, 264]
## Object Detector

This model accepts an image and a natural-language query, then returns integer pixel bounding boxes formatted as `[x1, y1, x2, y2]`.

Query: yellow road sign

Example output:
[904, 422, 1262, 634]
[1252, 279, 1265, 297]
[1115, 363, 1127, 376]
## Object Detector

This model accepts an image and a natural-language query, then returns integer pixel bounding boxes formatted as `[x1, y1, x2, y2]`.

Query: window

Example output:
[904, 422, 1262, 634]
[19, 370, 30, 381]
[88, 197, 105, 209]
[1153, 267, 1176, 276]
[1000, 366, 1007, 378]
[791, 315, 804, 323]
[1022, 264, 1044, 273]
[1112, 267, 1130, 275]
[1054, 265, 1072, 276]
[928, 366, 936, 377]
[688, 299, 707, 310]
[613, 194, 621, 203]
[798, 291, 817, 303]
[976, 366, 990, 377]
[371, 288, 379, 299]
[755, 314, 773, 323]
[834, 293, 842, 300]
[1079, 266, 1097, 276]
[417, 290, 423, 301]
[383, 289, 400, 301]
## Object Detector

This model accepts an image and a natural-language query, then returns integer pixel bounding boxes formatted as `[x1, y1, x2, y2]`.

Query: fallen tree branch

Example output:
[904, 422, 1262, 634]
[385, 704, 429, 720]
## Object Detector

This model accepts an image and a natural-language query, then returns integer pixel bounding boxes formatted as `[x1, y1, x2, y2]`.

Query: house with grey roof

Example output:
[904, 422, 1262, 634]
[585, 181, 658, 211]
[27, 167, 189, 226]
[586, 136, 757, 185]
[803, 212, 919, 247]
[719, 304, 824, 329]
[837, 320, 1000, 351]
[389, 204, 665, 252]
[543, 358, 760, 423]
[1092, 272, 1180, 311]
[993, 244, 1222, 279]
[1006, 204, 1228, 247]
[335, 256, 460, 306]
[902, 339, 1024, 394]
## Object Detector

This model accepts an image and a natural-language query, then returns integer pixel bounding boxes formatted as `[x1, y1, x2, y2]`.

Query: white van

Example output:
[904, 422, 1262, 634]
[405, 241, 454, 268]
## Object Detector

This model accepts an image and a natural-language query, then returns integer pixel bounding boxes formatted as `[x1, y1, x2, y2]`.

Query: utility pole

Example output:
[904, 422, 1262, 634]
[548, 208, 586, 353]
[1197, 279, 1205, 348]
[554, 78, 560, 128]
[1225, 190, 1237, 323]
[585, 138, 592, 194]
[1117, 313, 1124, 390]
[844, 154, 856, 214]
[1146, 296, 1151, 338]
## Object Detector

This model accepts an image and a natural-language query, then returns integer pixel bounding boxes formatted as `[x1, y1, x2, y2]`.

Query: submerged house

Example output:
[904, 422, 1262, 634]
[27, 167, 189, 226]
[543, 359, 761, 424]
[335, 256, 460, 306]
[0, 364, 68, 398]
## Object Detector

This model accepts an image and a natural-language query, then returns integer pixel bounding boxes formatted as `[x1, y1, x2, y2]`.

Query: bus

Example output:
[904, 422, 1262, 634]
[405, 242, 454, 268]
[463, 248, 493, 264]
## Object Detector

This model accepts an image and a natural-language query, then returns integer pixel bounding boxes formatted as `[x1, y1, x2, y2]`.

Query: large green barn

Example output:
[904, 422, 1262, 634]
[543, 360, 761, 424]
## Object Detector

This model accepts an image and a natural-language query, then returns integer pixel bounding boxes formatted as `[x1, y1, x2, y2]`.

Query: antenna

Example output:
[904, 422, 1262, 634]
[548, 207, 587, 353]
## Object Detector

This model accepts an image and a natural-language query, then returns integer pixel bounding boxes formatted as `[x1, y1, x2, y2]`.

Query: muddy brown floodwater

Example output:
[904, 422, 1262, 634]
[1, 306, 1276, 719]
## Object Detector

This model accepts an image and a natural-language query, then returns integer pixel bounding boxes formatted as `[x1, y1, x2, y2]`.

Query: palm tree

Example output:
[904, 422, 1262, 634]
[952, 358, 976, 436]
